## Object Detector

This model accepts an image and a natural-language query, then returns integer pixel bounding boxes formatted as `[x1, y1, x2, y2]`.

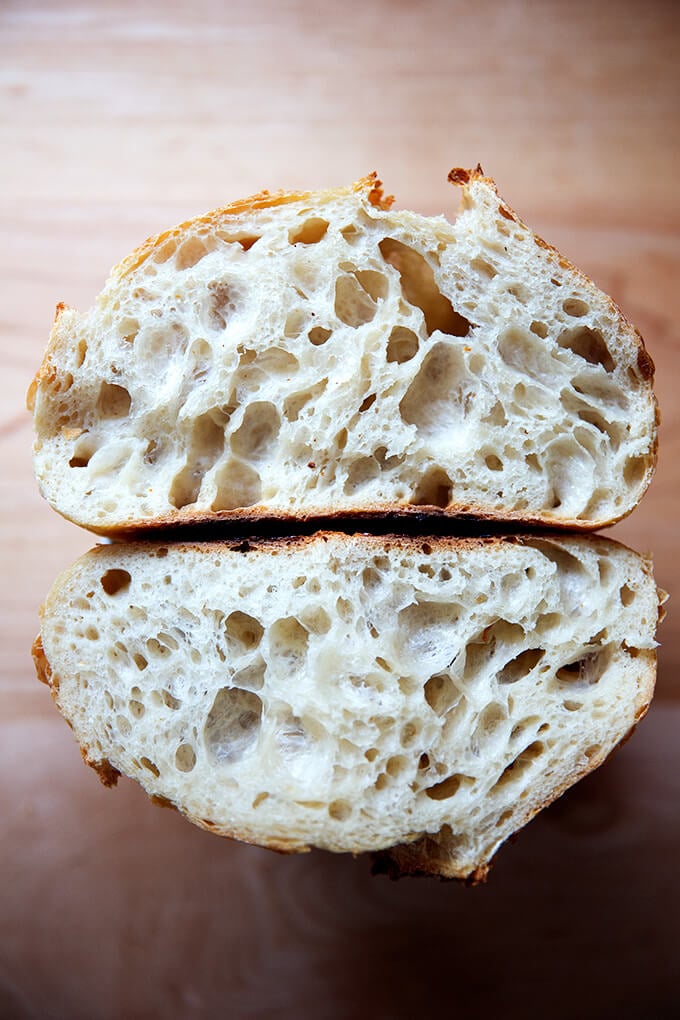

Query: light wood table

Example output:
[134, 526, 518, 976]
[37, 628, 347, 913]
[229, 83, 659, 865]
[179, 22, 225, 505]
[2, 2, 679, 1017]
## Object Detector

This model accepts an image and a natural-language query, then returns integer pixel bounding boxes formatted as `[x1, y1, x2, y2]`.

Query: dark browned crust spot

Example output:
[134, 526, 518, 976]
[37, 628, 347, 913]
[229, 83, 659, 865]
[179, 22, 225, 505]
[82, 752, 120, 788]
[448, 167, 471, 186]
[31, 634, 52, 686]
[150, 794, 177, 810]
[637, 346, 655, 380]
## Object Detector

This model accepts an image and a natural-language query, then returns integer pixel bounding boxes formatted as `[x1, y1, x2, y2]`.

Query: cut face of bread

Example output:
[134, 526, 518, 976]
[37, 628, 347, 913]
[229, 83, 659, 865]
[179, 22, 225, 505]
[34, 533, 660, 880]
[29, 168, 657, 534]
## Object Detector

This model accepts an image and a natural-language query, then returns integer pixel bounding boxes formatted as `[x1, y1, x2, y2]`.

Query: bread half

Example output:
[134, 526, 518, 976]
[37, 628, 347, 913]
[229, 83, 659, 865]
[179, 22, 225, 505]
[28, 168, 657, 535]
[34, 532, 661, 880]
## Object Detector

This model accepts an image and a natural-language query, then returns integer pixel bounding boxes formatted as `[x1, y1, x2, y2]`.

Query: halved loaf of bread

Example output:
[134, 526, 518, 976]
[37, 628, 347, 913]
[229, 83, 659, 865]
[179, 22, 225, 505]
[34, 532, 662, 880]
[28, 168, 657, 535]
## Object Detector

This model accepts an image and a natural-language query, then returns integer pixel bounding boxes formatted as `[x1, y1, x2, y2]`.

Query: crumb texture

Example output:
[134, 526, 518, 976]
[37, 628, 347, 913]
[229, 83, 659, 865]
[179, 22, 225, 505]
[31, 174, 656, 531]
[38, 534, 659, 878]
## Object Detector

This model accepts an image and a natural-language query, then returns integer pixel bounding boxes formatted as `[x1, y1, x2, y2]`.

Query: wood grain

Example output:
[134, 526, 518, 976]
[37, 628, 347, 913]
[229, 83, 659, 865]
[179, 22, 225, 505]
[2, 1, 679, 1016]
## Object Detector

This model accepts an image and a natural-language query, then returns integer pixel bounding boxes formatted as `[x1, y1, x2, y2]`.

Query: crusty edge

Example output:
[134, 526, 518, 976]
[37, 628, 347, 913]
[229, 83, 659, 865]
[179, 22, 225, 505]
[47, 499, 644, 541]
[449, 164, 660, 468]
[114, 172, 393, 281]
[26, 175, 392, 415]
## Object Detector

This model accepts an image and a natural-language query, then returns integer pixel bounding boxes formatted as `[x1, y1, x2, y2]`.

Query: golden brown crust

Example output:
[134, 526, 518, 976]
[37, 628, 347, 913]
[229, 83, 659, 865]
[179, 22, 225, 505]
[116, 173, 392, 281]
[32, 633, 58, 694]
[82, 751, 120, 788]
[448, 164, 658, 394]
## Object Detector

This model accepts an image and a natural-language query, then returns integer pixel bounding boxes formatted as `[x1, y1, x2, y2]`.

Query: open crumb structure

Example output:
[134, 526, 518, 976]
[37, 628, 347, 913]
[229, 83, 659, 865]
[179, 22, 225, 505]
[34, 533, 661, 879]
[29, 169, 657, 533]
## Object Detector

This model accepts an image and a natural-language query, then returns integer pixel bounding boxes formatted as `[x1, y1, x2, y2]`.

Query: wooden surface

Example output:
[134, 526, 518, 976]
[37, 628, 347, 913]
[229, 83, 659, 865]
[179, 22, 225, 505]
[2, 1, 679, 1017]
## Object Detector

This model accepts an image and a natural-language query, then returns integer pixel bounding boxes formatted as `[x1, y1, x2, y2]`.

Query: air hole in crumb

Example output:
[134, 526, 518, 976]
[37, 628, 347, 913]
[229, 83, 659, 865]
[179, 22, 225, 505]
[308, 326, 332, 346]
[507, 282, 530, 304]
[100, 569, 131, 596]
[212, 460, 262, 511]
[498, 648, 545, 684]
[400, 343, 472, 437]
[471, 256, 497, 279]
[284, 309, 306, 338]
[426, 774, 473, 800]
[206, 281, 234, 330]
[398, 676, 418, 696]
[620, 584, 635, 607]
[289, 217, 329, 245]
[225, 611, 263, 652]
[386, 326, 419, 365]
[69, 435, 97, 468]
[563, 297, 590, 318]
[418, 753, 430, 770]
[141, 756, 160, 777]
[299, 607, 331, 635]
[359, 393, 376, 413]
[76, 338, 88, 366]
[162, 690, 181, 710]
[482, 400, 508, 427]
[282, 379, 327, 422]
[232, 661, 266, 692]
[379, 238, 471, 337]
[365, 747, 379, 761]
[169, 411, 226, 509]
[412, 466, 452, 508]
[116, 715, 131, 737]
[400, 722, 419, 747]
[252, 792, 269, 808]
[204, 687, 262, 763]
[563, 700, 582, 712]
[118, 317, 139, 344]
[133, 653, 148, 671]
[424, 673, 458, 716]
[530, 320, 549, 338]
[556, 648, 607, 687]
[175, 743, 196, 772]
[386, 755, 408, 777]
[623, 455, 647, 488]
[485, 454, 503, 472]
[584, 744, 601, 759]
[334, 273, 378, 326]
[558, 325, 614, 372]
[176, 236, 211, 270]
[328, 799, 352, 821]
[474, 702, 505, 738]
[345, 456, 380, 493]
[231, 402, 280, 461]
[129, 699, 144, 718]
[493, 741, 544, 791]
[269, 617, 309, 664]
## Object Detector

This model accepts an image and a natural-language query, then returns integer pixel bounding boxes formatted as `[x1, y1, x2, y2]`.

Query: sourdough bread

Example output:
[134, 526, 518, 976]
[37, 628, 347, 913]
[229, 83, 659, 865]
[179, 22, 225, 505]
[28, 168, 657, 534]
[34, 532, 661, 880]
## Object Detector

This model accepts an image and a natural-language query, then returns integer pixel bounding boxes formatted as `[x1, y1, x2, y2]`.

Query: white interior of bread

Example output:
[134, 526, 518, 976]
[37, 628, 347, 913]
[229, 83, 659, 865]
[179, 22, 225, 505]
[39, 534, 658, 878]
[32, 175, 656, 531]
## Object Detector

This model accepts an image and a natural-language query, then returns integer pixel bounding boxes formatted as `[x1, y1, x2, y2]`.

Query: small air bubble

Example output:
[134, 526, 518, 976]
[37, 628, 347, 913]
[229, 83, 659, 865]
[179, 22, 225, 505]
[328, 799, 352, 821]
[175, 743, 196, 772]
